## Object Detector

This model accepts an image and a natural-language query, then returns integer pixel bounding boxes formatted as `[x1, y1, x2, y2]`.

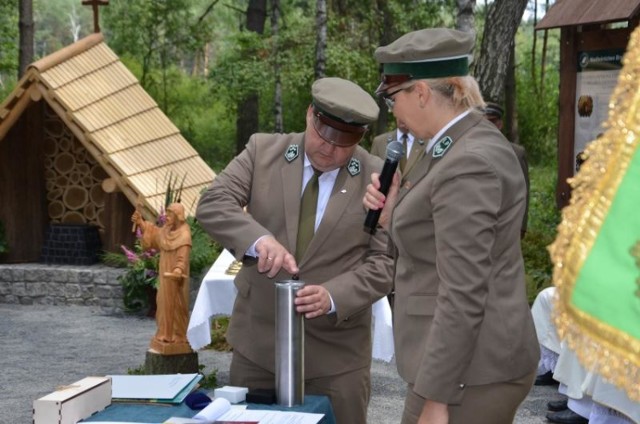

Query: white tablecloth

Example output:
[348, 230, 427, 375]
[187, 250, 395, 362]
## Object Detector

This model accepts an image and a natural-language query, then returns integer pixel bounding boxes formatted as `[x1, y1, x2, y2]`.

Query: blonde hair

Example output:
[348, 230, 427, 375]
[423, 76, 485, 111]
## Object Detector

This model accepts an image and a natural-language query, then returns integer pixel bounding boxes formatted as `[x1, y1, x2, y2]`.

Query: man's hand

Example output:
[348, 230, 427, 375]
[255, 236, 298, 278]
[294, 285, 331, 318]
[418, 399, 449, 424]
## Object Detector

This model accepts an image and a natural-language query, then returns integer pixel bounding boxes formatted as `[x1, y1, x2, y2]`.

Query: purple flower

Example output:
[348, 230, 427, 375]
[157, 213, 167, 226]
[120, 245, 138, 263]
[141, 248, 158, 259]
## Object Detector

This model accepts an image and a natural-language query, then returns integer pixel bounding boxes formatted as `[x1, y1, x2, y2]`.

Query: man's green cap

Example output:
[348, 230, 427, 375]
[374, 28, 475, 93]
[311, 77, 379, 147]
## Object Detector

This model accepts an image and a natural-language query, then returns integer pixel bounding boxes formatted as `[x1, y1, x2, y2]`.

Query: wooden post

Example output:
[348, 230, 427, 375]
[82, 0, 109, 33]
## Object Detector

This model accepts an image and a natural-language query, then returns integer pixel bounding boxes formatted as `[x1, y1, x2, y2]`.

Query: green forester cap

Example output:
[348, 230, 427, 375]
[375, 28, 475, 93]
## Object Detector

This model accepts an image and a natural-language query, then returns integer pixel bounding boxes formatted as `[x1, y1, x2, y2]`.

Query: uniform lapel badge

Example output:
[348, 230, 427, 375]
[284, 144, 299, 162]
[432, 136, 453, 158]
[347, 158, 361, 176]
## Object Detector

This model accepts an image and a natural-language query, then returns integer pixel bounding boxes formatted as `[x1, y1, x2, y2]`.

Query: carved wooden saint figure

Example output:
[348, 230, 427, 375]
[132, 203, 192, 354]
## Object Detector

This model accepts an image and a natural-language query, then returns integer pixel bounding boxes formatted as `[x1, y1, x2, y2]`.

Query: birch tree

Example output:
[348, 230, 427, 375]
[474, 0, 528, 104]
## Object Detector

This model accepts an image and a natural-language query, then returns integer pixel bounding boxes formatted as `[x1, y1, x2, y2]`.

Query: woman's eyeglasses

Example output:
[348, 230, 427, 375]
[381, 87, 404, 111]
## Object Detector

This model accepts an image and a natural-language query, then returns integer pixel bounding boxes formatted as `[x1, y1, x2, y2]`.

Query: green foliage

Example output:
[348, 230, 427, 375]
[208, 317, 231, 352]
[522, 163, 561, 303]
[116, 239, 160, 313]
[34, 0, 95, 52]
[0, 1, 18, 91]
[103, 0, 216, 87]
[0, 220, 8, 254]
[166, 70, 237, 169]
[515, 26, 561, 165]
[187, 217, 222, 278]
[197, 364, 218, 389]
[164, 172, 186, 207]
[102, 250, 129, 268]
[127, 364, 147, 375]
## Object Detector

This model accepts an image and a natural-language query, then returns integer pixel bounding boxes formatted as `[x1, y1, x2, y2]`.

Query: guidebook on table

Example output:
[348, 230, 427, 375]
[109, 373, 203, 404]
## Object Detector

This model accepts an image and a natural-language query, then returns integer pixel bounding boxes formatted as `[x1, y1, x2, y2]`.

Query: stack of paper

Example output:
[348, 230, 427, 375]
[164, 398, 324, 424]
[109, 373, 203, 405]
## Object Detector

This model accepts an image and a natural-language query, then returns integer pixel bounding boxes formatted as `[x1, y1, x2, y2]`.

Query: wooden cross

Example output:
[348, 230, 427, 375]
[82, 0, 109, 33]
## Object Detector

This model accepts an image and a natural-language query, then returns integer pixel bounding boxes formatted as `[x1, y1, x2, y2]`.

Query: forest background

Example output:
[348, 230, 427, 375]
[0, 0, 560, 300]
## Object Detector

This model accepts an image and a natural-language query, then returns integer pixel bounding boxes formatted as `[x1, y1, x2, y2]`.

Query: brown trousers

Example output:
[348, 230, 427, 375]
[401, 369, 537, 424]
[230, 351, 371, 424]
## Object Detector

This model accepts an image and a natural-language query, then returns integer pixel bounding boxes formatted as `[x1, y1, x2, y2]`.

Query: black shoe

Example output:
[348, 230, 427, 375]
[546, 409, 588, 424]
[547, 398, 568, 412]
[535, 371, 559, 386]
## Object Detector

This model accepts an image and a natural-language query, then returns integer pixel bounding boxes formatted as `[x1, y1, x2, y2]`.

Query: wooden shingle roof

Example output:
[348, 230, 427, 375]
[536, 0, 640, 29]
[0, 33, 215, 218]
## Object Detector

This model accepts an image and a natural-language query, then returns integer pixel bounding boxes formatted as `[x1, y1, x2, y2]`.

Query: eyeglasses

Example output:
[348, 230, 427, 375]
[382, 87, 404, 112]
[381, 83, 415, 112]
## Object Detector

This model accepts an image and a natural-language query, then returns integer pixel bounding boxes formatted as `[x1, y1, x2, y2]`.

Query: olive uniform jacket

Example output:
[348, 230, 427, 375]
[196, 133, 394, 379]
[389, 111, 539, 404]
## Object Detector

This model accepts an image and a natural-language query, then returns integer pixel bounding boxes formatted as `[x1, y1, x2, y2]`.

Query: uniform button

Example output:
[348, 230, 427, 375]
[459, 384, 465, 389]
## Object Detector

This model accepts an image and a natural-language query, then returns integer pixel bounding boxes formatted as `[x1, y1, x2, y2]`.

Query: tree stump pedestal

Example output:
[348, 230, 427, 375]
[145, 348, 199, 375]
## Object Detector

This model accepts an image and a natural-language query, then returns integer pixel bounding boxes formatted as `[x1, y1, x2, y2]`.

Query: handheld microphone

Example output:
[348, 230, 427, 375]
[364, 140, 404, 234]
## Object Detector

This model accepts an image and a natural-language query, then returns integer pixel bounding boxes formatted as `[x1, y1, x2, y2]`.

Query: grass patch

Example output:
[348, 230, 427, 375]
[208, 317, 232, 352]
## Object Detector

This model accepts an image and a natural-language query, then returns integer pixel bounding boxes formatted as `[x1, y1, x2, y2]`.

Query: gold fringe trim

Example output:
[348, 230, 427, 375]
[548, 26, 640, 403]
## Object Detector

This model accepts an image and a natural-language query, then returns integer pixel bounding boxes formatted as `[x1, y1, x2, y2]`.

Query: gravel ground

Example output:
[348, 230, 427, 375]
[0, 303, 558, 423]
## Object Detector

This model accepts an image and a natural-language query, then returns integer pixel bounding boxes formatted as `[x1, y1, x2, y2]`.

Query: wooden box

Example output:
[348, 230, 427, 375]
[33, 376, 111, 424]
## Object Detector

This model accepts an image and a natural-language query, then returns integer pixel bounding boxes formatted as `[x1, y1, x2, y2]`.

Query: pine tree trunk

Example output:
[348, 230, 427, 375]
[272, 0, 283, 132]
[236, 0, 267, 155]
[374, 0, 394, 134]
[18, 0, 34, 78]
[315, 0, 327, 80]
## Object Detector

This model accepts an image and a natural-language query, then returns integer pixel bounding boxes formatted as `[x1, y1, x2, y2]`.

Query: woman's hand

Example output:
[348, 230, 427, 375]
[363, 171, 401, 231]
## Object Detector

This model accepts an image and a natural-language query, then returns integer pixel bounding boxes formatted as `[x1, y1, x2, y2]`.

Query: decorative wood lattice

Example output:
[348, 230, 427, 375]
[43, 108, 108, 229]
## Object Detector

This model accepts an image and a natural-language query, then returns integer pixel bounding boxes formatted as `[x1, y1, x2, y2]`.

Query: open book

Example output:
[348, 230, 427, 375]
[164, 398, 323, 424]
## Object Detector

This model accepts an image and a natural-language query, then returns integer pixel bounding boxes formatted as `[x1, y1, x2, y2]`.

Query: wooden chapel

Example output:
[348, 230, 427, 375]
[0, 33, 216, 263]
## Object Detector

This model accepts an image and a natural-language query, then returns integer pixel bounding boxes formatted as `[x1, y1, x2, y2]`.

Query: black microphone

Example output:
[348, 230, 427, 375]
[364, 140, 404, 234]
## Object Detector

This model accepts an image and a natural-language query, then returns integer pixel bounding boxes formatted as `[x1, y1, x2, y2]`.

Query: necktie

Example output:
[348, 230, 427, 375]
[400, 133, 409, 172]
[296, 169, 322, 261]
